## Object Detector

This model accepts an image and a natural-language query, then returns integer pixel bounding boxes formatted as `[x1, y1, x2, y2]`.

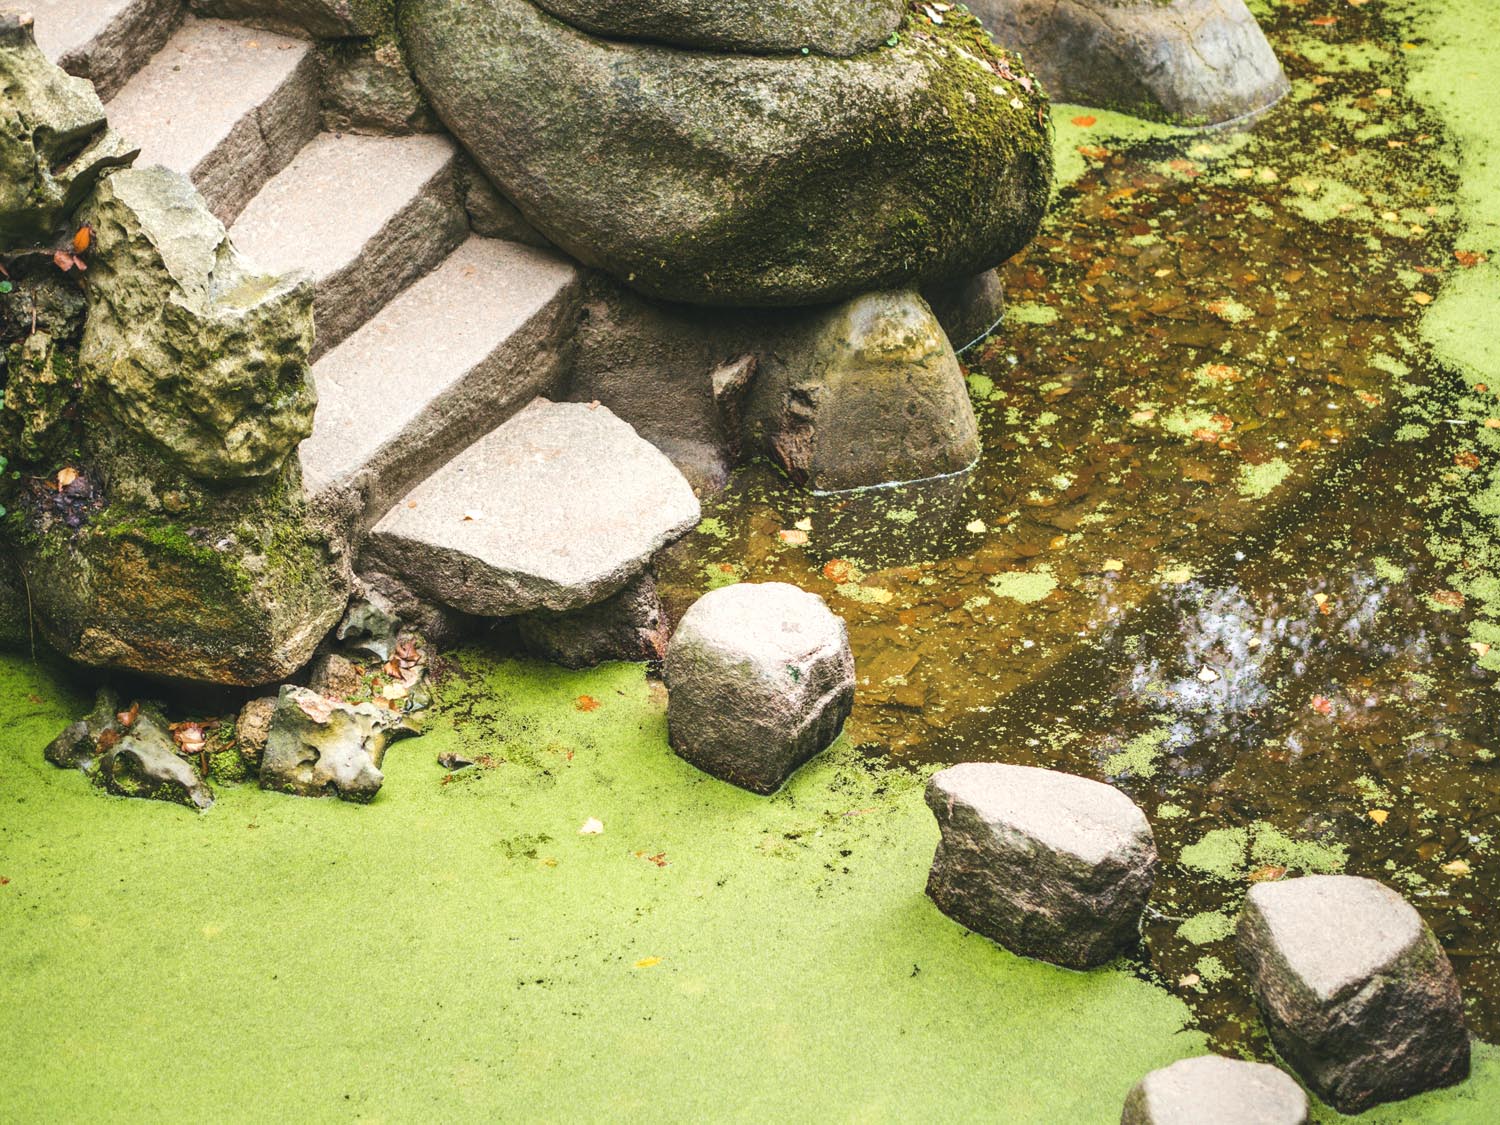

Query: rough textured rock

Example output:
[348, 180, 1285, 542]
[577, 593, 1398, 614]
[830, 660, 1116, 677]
[336, 594, 402, 663]
[188, 0, 387, 38]
[44, 687, 121, 771]
[0, 551, 27, 648]
[746, 290, 980, 491]
[80, 166, 317, 481]
[0, 13, 135, 245]
[357, 567, 477, 651]
[318, 37, 440, 136]
[1120, 1055, 1308, 1125]
[1237, 875, 1470, 1113]
[402, 1, 1052, 306]
[365, 399, 701, 616]
[969, 0, 1289, 125]
[925, 763, 1156, 968]
[259, 685, 389, 802]
[458, 160, 550, 248]
[922, 269, 1005, 353]
[234, 695, 277, 770]
[517, 570, 671, 668]
[96, 710, 215, 810]
[665, 582, 854, 794]
[530, 0, 905, 56]
[307, 651, 366, 699]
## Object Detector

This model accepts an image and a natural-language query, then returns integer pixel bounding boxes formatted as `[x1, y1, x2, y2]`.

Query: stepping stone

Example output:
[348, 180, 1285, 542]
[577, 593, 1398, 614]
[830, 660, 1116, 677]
[29, 0, 181, 99]
[925, 763, 1155, 968]
[105, 18, 318, 223]
[664, 582, 854, 794]
[300, 235, 580, 516]
[1121, 1055, 1308, 1125]
[230, 131, 466, 358]
[1237, 875, 1470, 1113]
[364, 400, 701, 617]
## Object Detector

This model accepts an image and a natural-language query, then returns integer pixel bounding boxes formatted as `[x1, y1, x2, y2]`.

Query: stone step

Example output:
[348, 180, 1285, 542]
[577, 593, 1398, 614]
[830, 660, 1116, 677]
[29, 0, 183, 100]
[229, 131, 467, 360]
[363, 400, 702, 618]
[103, 17, 317, 224]
[301, 235, 582, 524]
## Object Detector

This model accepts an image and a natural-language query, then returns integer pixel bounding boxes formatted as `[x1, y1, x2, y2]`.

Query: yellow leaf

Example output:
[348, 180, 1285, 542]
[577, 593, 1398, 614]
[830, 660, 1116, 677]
[1368, 809, 1389, 825]
[634, 957, 663, 969]
[1441, 859, 1472, 877]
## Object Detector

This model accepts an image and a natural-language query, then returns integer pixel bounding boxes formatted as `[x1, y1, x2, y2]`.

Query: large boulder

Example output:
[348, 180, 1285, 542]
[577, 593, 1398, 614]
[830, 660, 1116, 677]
[530, 0, 905, 56]
[1121, 1056, 1308, 1125]
[401, 1, 1052, 307]
[1237, 875, 1470, 1113]
[968, 0, 1289, 126]
[0, 13, 135, 246]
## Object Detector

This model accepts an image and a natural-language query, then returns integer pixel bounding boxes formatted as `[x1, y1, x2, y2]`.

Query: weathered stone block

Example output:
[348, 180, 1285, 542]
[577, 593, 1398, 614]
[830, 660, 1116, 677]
[96, 712, 214, 810]
[259, 685, 389, 803]
[1120, 1055, 1308, 1125]
[517, 570, 670, 669]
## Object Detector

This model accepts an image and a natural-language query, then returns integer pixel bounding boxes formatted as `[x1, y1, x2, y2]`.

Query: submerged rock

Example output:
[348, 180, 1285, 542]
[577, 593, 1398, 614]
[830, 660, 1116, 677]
[259, 686, 391, 803]
[96, 710, 215, 810]
[402, 1, 1051, 306]
[968, 0, 1289, 125]
[517, 569, 671, 668]
[1121, 1055, 1308, 1125]
[665, 582, 854, 794]
[925, 763, 1156, 968]
[1237, 875, 1470, 1113]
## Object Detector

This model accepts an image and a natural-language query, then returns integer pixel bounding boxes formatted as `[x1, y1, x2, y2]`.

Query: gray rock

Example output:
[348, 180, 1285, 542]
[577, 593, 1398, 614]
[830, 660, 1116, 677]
[188, 0, 387, 38]
[922, 270, 1006, 353]
[746, 290, 980, 491]
[530, 0, 905, 56]
[1, 13, 135, 245]
[318, 37, 440, 137]
[969, 0, 1289, 126]
[517, 570, 671, 669]
[365, 399, 701, 616]
[925, 763, 1156, 968]
[306, 651, 366, 700]
[356, 568, 478, 651]
[1120, 1055, 1308, 1125]
[401, 0, 1052, 307]
[458, 161, 551, 249]
[335, 594, 402, 663]
[96, 711, 215, 810]
[44, 688, 122, 771]
[80, 166, 317, 481]
[259, 685, 389, 802]
[234, 695, 277, 771]
[1237, 875, 1470, 1113]
[664, 582, 854, 794]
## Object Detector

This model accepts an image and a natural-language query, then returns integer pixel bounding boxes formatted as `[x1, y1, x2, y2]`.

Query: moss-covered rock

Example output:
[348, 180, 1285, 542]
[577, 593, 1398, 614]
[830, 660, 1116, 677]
[0, 548, 27, 648]
[401, 1, 1053, 307]
[1, 332, 78, 462]
[79, 167, 317, 482]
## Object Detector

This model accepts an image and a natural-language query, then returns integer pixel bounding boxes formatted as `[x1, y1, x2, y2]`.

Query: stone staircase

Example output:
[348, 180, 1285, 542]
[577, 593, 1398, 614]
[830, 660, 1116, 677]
[35, 0, 698, 626]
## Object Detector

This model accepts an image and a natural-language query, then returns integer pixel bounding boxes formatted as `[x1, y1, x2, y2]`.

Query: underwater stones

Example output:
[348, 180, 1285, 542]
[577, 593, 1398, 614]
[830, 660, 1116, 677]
[664, 582, 854, 794]
[96, 710, 215, 810]
[968, 0, 1289, 126]
[80, 166, 317, 482]
[745, 290, 980, 491]
[516, 569, 671, 669]
[1237, 875, 1470, 1113]
[259, 685, 389, 803]
[401, 0, 1052, 307]
[925, 764, 1156, 969]
[366, 399, 700, 616]
[0, 13, 135, 245]
[529, 0, 905, 56]
[1120, 1056, 1308, 1125]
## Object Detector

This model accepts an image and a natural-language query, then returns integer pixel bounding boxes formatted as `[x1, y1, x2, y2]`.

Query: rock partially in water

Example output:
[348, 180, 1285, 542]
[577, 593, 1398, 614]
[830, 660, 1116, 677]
[1121, 1055, 1308, 1125]
[259, 686, 391, 803]
[925, 763, 1156, 969]
[665, 582, 854, 794]
[44, 688, 121, 771]
[968, 0, 1289, 125]
[517, 569, 671, 669]
[401, 1, 1051, 306]
[745, 290, 980, 491]
[1237, 875, 1470, 1113]
[96, 710, 215, 810]
[921, 269, 1006, 353]
[530, 0, 905, 56]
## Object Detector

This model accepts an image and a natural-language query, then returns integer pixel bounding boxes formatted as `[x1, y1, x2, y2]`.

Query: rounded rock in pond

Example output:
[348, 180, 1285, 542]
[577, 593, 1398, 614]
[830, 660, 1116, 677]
[1236, 874, 1470, 1114]
[1120, 1055, 1308, 1125]
[664, 582, 854, 794]
[925, 763, 1156, 969]
[400, 0, 1052, 307]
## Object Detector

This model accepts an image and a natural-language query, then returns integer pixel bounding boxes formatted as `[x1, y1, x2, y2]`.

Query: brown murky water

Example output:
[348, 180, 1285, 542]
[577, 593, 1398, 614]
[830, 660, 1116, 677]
[659, 4, 1500, 1051]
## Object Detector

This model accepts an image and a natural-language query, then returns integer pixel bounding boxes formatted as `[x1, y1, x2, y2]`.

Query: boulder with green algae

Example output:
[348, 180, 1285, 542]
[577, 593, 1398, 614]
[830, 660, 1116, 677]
[1, 332, 76, 462]
[401, 0, 1052, 307]
[0, 13, 135, 246]
[530, 0, 905, 56]
[96, 709, 215, 810]
[259, 685, 391, 802]
[79, 167, 317, 482]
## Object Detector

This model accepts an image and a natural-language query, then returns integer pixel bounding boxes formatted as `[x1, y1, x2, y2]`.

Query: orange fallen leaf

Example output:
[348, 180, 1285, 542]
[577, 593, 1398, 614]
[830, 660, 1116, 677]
[1309, 16, 1338, 26]
[1368, 809, 1390, 825]
[634, 957, 663, 969]
[1310, 695, 1334, 716]
[1455, 450, 1481, 471]
[1070, 115, 1096, 127]
[1077, 145, 1110, 161]
[1455, 250, 1487, 268]
[575, 695, 601, 712]
[72, 225, 92, 253]
[1432, 589, 1466, 609]
[1248, 864, 1288, 883]
[56, 467, 78, 488]
[822, 558, 853, 583]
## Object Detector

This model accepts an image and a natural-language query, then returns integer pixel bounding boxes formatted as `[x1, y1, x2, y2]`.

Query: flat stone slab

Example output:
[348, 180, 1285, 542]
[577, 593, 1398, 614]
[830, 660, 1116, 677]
[365, 400, 701, 616]
[29, 0, 181, 99]
[1237, 875, 1470, 1114]
[1121, 1055, 1308, 1125]
[665, 582, 855, 794]
[925, 763, 1156, 968]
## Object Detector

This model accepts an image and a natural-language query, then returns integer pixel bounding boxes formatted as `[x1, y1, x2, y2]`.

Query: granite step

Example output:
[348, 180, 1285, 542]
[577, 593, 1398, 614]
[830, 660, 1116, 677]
[28, 0, 183, 100]
[301, 235, 582, 526]
[103, 17, 317, 224]
[229, 131, 467, 360]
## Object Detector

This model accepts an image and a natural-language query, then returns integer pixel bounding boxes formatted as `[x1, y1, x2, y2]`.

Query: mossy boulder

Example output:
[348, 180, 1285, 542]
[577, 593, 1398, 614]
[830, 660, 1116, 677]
[530, 0, 905, 56]
[0, 13, 135, 247]
[80, 167, 317, 482]
[0, 549, 27, 648]
[401, 1, 1053, 307]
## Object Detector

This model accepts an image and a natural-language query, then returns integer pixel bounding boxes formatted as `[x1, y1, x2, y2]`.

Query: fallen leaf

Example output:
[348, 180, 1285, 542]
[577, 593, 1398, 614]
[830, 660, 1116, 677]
[1309, 15, 1338, 26]
[965, 518, 987, 534]
[1310, 695, 1334, 716]
[462, 509, 484, 521]
[1432, 589, 1466, 609]
[1248, 864, 1288, 883]
[1102, 559, 1125, 572]
[578, 817, 604, 835]
[1178, 973, 1201, 988]
[116, 702, 139, 728]
[1455, 250, 1487, 268]
[1411, 292, 1434, 305]
[1455, 450, 1481, 471]
[794, 517, 813, 532]
[1441, 858, 1472, 877]
[1070, 114, 1097, 127]
[634, 956, 662, 968]
[1368, 809, 1390, 825]
[777, 528, 809, 546]
[72, 225, 92, 253]
[575, 695, 601, 712]
[56, 467, 78, 488]
[822, 558, 853, 583]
